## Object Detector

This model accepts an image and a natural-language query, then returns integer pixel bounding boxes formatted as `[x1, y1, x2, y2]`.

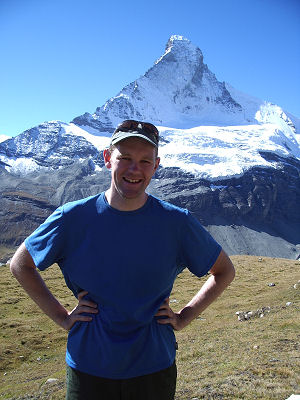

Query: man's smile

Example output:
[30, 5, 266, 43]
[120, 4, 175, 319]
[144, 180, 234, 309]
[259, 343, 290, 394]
[123, 177, 143, 184]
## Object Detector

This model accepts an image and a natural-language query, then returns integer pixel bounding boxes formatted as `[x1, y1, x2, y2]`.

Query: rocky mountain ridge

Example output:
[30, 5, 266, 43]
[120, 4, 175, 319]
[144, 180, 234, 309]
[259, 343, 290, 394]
[0, 35, 299, 261]
[71, 35, 283, 131]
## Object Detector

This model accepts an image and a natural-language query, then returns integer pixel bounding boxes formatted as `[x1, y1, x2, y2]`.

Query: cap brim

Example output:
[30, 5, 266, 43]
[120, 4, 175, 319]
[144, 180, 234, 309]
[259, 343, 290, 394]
[111, 132, 158, 147]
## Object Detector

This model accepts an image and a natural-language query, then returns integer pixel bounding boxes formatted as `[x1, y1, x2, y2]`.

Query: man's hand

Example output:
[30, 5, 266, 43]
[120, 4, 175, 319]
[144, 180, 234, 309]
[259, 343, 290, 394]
[155, 250, 235, 331]
[61, 291, 98, 331]
[155, 298, 186, 331]
[10, 243, 98, 331]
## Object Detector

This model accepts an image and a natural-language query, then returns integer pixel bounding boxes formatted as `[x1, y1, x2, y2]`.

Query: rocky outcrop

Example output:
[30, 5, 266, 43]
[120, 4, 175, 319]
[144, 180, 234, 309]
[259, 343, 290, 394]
[0, 168, 56, 261]
[236, 307, 271, 321]
[1, 156, 299, 262]
[0, 121, 104, 173]
[150, 154, 300, 226]
[72, 113, 115, 133]
[0, 162, 109, 261]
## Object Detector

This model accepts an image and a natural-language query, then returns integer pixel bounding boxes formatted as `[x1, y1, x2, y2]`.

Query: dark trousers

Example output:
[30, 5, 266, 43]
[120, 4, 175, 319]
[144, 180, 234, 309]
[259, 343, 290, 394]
[66, 362, 177, 400]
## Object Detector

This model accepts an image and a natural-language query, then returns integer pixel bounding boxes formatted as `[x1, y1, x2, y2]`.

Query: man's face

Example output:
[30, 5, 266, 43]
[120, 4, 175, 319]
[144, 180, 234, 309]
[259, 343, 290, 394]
[103, 137, 160, 208]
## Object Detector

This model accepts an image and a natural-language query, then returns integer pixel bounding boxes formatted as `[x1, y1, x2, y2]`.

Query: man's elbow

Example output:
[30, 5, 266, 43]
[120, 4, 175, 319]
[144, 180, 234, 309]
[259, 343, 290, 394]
[211, 250, 235, 285]
[222, 252, 235, 284]
[10, 249, 20, 276]
[10, 260, 17, 276]
[227, 262, 235, 284]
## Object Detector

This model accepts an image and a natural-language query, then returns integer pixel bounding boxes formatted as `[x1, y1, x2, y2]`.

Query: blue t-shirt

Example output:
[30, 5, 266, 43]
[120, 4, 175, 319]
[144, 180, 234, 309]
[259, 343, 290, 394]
[25, 192, 221, 379]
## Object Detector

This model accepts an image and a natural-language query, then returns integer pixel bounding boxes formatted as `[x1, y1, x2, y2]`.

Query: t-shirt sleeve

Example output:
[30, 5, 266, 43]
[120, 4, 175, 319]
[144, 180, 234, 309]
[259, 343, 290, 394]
[178, 211, 222, 277]
[24, 207, 65, 271]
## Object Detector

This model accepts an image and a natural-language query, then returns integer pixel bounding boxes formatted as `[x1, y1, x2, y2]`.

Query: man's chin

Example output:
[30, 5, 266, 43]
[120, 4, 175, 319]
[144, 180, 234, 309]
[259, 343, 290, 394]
[119, 189, 147, 201]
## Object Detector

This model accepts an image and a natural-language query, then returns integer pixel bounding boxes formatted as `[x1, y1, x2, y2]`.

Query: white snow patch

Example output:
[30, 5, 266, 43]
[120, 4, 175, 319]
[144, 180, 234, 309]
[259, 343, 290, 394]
[62, 123, 111, 150]
[157, 123, 300, 180]
[2, 156, 41, 174]
[2, 121, 299, 180]
[0, 135, 10, 143]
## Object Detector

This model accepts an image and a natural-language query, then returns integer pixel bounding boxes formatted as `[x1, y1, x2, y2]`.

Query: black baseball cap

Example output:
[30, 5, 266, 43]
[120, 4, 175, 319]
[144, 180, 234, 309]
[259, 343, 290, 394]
[110, 120, 159, 148]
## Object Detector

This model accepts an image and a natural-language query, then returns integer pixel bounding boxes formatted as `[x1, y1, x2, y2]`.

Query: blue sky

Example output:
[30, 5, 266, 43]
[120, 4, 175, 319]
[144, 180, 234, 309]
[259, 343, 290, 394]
[1, 0, 299, 137]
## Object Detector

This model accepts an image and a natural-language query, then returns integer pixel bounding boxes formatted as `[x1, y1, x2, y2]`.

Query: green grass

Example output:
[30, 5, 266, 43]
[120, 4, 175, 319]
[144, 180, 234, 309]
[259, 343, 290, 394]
[0, 256, 299, 399]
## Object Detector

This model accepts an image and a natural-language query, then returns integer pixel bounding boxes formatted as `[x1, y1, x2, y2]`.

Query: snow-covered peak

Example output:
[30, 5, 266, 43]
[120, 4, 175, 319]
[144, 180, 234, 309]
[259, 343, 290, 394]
[74, 35, 245, 131]
[0, 120, 105, 174]
[256, 102, 297, 137]
[0, 135, 10, 143]
[155, 35, 203, 65]
[1, 35, 299, 182]
[167, 34, 191, 45]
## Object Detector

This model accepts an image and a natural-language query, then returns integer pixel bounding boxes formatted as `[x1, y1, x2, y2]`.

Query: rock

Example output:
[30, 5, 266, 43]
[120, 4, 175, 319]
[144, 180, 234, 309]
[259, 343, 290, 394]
[286, 302, 292, 306]
[46, 378, 59, 384]
[1, 158, 300, 262]
[235, 311, 246, 321]
[236, 307, 270, 321]
[0, 163, 110, 262]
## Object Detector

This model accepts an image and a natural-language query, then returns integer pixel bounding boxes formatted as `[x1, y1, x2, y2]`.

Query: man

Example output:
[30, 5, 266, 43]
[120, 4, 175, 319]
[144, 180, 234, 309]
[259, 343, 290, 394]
[10, 120, 235, 400]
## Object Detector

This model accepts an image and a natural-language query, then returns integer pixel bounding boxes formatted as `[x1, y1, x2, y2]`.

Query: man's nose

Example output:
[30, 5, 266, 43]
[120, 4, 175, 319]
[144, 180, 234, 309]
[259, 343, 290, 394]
[128, 161, 139, 172]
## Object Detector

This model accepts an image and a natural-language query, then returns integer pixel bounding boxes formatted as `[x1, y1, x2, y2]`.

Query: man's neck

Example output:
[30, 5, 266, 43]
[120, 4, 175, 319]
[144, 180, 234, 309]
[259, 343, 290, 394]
[105, 189, 148, 211]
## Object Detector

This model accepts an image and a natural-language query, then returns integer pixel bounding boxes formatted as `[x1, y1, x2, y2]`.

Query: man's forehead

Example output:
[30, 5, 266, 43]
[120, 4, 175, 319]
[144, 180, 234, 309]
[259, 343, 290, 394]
[115, 137, 156, 152]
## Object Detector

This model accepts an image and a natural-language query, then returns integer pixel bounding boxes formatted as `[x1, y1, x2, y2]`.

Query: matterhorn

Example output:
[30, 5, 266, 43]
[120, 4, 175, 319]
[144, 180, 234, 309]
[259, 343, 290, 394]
[0, 35, 299, 262]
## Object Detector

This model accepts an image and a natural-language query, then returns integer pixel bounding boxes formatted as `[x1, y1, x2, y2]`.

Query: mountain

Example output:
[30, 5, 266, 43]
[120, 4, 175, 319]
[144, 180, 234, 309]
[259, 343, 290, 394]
[0, 35, 299, 262]
[72, 35, 248, 130]
[0, 135, 10, 143]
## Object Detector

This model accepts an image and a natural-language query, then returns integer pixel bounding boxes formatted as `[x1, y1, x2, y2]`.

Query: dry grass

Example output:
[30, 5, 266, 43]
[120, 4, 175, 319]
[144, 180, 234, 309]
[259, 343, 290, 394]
[0, 256, 299, 399]
[174, 256, 300, 399]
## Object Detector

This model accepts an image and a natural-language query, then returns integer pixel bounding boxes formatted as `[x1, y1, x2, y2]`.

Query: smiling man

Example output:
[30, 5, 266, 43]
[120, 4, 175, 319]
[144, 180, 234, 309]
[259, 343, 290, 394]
[103, 124, 160, 210]
[10, 120, 235, 400]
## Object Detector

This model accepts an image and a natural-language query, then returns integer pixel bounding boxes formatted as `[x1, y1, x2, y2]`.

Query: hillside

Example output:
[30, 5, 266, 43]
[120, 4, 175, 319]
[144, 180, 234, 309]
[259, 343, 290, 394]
[0, 255, 299, 399]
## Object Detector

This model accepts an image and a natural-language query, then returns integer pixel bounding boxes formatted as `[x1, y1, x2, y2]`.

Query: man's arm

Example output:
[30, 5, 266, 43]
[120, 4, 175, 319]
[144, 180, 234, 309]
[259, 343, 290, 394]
[156, 250, 235, 331]
[10, 242, 98, 330]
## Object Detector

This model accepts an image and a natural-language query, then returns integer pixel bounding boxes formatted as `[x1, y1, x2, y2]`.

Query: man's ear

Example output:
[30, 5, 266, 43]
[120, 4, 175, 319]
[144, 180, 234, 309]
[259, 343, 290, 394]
[154, 157, 160, 172]
[103, 149, 111, 169]
[151, 157, 160, 178]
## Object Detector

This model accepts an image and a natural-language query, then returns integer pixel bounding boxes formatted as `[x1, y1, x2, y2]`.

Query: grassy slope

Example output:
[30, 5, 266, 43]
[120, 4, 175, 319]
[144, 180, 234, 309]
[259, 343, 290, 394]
[0, 256, 299, 399]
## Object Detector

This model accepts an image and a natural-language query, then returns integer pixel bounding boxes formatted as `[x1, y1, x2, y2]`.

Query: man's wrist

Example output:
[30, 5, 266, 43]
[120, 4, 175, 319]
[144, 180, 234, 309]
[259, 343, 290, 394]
[176, 309, 194, 330]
